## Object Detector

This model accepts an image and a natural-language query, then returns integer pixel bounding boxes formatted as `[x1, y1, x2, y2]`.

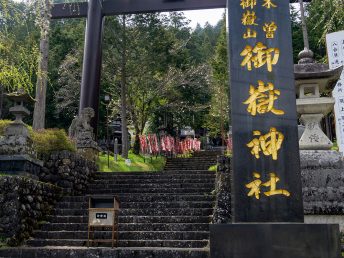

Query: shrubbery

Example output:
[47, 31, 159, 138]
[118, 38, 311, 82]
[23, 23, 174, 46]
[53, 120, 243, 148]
[0, 120, 76, 156]
[31, 129, 76, 156]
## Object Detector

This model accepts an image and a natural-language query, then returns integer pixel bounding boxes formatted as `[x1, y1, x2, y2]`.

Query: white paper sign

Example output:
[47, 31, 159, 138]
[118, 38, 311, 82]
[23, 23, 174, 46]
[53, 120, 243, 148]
[326, 31, 344, 154]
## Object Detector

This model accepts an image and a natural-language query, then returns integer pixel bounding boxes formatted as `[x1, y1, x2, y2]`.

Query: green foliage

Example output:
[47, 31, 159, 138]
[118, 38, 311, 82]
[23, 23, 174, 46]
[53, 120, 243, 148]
[97, 151, 166, 172]
[290, 5, 304, 63]
[0, 235, 8, 248]
[306, 0, 344, 61]
[291, 1, 344, 63]
[0, 120, 12, 135]
[205, 17, 230, 138]
[208, 164, 217, 171]
[0, 120, 75, 155]
[0, 0, 38, 94]
[31, 128, 76, 156]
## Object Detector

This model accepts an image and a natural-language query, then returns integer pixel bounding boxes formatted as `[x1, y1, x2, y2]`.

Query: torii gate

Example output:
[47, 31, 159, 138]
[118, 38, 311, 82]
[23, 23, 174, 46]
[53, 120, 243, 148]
[51, 0, 305, 133]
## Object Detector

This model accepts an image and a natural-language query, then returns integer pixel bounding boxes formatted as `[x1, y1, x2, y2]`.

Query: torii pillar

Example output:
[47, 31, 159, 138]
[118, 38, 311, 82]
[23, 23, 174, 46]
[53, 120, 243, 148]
[79, 0, 104, 136]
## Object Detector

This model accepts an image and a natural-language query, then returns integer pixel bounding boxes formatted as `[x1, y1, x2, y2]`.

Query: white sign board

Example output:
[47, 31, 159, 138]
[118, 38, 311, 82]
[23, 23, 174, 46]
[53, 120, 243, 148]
[326, 31, 344, 154]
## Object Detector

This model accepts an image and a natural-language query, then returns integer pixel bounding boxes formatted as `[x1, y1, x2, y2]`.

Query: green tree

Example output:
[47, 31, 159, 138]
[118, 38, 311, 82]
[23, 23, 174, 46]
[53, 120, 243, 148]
[205, 17, 230, 141]
[0, 0, 38, 94]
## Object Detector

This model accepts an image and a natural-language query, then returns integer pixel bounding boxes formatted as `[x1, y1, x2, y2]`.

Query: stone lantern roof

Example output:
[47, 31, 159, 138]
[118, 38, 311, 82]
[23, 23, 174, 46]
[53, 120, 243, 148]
[294, 49, 343, 96]
[5, 88, 35, 103]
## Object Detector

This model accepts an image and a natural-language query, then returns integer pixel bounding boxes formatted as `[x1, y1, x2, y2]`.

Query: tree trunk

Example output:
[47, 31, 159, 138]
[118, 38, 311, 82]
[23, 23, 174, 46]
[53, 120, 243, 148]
[298, 0, 310, 50]
[220, 91, 225, 146]
[33, 0, 51, 130]
[121, 15, 129, 159]
[0, 84, 3, 119]
[133, 125, 141, 155]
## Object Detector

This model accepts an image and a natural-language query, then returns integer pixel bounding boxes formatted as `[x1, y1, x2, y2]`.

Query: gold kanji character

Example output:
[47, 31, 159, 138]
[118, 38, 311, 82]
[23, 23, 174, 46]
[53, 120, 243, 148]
[262, 0, 277, 9]
[241, 11, 258, 26]
[263, 22, 278, 39]
[246, 172, 290, 199]
[246, 172, 262, 199]
[243, 28, 257, 39]
[240, 0, 257, 9]
[246, 127, 284, 160]
[240, 42, 280, 72]
[262, 173, 291, 197]
[243, 80, 284, 116]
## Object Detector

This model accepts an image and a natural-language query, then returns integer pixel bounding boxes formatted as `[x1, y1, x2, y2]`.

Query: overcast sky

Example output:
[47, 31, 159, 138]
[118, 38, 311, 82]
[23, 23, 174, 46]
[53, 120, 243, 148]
[182, 4, 300, 28]
[182, 8, 225, 28]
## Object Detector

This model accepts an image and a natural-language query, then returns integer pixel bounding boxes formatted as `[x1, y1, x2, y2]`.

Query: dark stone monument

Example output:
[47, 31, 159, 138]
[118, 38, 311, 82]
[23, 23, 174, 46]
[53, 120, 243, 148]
[210, 0, 341, 257]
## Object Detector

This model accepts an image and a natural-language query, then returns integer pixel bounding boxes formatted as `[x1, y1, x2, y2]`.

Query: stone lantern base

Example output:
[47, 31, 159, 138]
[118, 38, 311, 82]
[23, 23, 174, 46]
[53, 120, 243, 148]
[299, 114, 333, 150]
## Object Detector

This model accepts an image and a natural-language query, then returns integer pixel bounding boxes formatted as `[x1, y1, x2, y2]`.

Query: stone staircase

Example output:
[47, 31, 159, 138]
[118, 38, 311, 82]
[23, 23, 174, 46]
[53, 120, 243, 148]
[164, 150, 222, 171]
[0, 152, 219, 258]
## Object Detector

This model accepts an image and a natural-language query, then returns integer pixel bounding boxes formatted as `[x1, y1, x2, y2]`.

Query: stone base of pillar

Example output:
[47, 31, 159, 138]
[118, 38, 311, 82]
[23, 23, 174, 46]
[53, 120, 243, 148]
[0, 154, 43, 179]
[210, 223, 340, 258]
[300, 150, 343, 169]
[299, 114, 333, 150]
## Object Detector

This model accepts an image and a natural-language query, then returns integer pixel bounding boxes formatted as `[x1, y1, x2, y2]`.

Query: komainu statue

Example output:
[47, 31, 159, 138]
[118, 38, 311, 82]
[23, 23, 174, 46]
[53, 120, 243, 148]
[69, 108, 98, 149]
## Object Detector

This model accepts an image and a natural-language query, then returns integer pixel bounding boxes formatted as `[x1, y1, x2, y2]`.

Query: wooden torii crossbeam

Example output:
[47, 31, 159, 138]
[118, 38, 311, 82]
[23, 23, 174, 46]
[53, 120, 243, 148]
[50, 0, 310, 134]
[52, 0, 311, 19]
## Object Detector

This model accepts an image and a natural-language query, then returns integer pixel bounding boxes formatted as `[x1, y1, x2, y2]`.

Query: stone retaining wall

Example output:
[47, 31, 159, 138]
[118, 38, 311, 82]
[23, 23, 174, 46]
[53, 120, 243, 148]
[212, 156, 231, 224]
[39, 150, 98, 194]
[0, 176, 62, 246]
[0, 151, 97, 246]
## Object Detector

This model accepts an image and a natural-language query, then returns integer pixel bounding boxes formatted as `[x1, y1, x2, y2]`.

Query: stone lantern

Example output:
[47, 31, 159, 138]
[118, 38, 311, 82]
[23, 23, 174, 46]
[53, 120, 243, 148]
[0, 88, 35, 155]
[5, 89, 32, 140]
[295, 49, 343, 150]
[0, 88, 43, 178]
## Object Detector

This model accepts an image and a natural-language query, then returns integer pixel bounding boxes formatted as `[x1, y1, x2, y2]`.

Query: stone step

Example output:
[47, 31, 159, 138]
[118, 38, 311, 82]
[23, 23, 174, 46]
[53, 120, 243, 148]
[91, 178, 215, 184]
[87, 183, 215, 190]
[164, 162, 216, 165]
[33, 231, 210, 240]
[46, 215, 212, 224]
[164, 162, 215, 165]
[164, 163, 215, 166]
[41, 223, 209, 232]
[86, 188, 213, 194]
[0, 247, 210, 258]
[164, 161, 215, 164]
[60, 194, 215, 203]
[53, 208, 214, 216]
[93, 171, 215, 177]
[164, 167, 215, 171]
[167, 156, 218, 159]
[164, 164, 214, 166]
[56, 201, 214, 209]
[165, 161, 215, 164]
[27, 239, 209, 248]
[163, 167, 213, 170]
[165, 162, 216, 166]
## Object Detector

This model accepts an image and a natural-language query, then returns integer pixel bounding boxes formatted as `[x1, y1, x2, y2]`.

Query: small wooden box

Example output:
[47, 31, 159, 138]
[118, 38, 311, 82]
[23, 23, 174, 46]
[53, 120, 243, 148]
[88, 196, 120, 248]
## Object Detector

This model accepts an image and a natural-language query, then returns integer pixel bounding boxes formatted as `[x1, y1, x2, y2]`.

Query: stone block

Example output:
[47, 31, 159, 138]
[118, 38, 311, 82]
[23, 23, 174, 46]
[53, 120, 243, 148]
[210, 223, 341, 258]
[0, 155, 43, 179]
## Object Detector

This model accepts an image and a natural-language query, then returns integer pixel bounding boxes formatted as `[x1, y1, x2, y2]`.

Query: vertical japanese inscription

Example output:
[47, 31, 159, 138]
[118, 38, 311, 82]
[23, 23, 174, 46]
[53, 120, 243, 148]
[227, 0, 304, 222]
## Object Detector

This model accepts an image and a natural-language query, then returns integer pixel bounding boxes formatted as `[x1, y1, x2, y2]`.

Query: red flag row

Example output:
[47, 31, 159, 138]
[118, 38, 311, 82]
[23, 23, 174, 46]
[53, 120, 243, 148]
[139, 134, 201, 156]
